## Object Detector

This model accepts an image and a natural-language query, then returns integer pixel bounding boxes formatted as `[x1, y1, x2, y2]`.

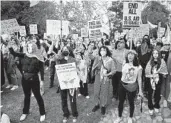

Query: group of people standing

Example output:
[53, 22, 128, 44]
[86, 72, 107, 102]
[1, 32, 171, 123]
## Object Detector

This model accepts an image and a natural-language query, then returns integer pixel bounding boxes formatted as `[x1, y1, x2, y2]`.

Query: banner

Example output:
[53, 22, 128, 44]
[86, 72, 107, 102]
[19, 26, 26, 36]
[128, 24, 149, 44]
[123, 2, 142, 27]
[29, 24, 38, 34]
[55, 63, 80, 90]
[46, 20, 69, 36]
[88, 20, 102, 39]
[81, 28, 88, 37]
[1, 19, 20, 34]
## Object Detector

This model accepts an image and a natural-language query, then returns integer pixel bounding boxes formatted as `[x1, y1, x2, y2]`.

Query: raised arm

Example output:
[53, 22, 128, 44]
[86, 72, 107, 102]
[9, 47, 25, 58]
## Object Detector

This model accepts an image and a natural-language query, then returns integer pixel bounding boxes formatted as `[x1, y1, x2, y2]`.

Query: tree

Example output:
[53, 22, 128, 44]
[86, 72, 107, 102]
[141, 1, 170, 27]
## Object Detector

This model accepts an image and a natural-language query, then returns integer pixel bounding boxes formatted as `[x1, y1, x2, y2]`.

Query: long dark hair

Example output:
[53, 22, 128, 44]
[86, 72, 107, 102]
[125, 51, 139, 66]
[98, 46, 112, 57]
[150, 50, 162, 70]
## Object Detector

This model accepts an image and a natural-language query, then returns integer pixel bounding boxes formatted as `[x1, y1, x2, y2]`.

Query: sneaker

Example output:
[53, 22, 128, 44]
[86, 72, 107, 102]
[10, 85, 18, 91]
[40, 115, 45, 122]
[62, 117, 68, 123]
[114, 117, 122, 123]
[72, 117, 77, 123]
[128, 117, 133, 123]
[154, 108, 159, 113]
[78, 94, 81, 97]
[92, 105, 100, 112]
[20, 114, 27, 121]
[101, 107, 106, 115]
[149, 110, 154, 115]
[86, 96, 90, 99]
[6, 85, 12, 89]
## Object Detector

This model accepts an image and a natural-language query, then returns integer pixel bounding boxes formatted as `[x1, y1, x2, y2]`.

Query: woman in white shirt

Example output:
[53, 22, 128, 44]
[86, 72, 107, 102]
[114, 50, 143, 123]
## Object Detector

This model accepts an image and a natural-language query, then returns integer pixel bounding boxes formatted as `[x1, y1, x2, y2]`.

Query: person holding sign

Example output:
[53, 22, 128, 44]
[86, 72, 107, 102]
[92, 46, 116, 115]
[8, 42, 46, 122]
[54, 46, 78, 123]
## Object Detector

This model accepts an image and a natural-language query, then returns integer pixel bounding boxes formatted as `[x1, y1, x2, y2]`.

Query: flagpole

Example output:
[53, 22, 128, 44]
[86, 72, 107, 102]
[60, 0, 63, 43]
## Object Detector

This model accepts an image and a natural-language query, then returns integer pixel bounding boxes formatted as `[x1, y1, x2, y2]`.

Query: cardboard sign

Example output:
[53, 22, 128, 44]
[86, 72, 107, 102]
[19, 26, 26, 36]
[88, 20, 102, 39]
[128, 24, 149, 40]
[1, 18, 20, 34]
[46, 20, 69, 35]
[55, 63, 80, 90]
[29, 24, 38, 34]
[123, 2, 142, 27]
[81, 28, 88, 37]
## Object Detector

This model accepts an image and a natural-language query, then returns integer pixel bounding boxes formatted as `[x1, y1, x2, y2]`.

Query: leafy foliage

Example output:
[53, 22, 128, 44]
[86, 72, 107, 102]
[141, 1, 170, 27]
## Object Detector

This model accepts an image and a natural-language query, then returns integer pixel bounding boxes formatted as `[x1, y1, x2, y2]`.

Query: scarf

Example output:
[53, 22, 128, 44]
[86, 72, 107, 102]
[146, 59, 168, 90]
[26, 43, 44, 62]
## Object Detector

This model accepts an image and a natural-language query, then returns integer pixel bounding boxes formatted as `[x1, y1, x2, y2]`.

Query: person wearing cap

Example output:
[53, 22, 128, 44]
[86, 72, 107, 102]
[8, 42, 46, 122]
[114, 50, 143, 123]
[145, 49, 168, 115]
[112, 38, 128, 100]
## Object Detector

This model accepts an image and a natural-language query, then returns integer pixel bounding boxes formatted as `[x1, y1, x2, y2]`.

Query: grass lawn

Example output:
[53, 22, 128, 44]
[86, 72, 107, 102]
[1, 69, 115, 123]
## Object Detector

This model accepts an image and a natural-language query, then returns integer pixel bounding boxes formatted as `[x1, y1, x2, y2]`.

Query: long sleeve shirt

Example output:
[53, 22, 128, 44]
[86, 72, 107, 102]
[9, 48, 44, 81]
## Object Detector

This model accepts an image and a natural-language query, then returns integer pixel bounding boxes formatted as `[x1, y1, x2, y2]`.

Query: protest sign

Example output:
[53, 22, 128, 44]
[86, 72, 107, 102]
[77, 60, 87, 83]
[81, 28, 88, 37]
[73, 34, 78, 40]
[55, 63, 80, 90]
[123, 2, 142, 27]
[46, 20, 69, 36]
[29, 24, 38, 34]
[19, 26, 26, 36]
[1, 19, 20, 34]
[88, 20, 102, 39]
[128, 24, 149, 39]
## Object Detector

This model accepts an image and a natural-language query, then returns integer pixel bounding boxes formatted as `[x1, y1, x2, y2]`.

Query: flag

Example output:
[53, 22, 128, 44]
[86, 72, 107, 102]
[147, 21, 157, 29]
[165, 24, 171, 44]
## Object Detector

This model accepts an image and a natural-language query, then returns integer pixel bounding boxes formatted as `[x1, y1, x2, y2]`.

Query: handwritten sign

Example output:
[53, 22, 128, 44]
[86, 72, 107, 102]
[55, 63, 80, 90]
[46, 20, 69, 36]
[123, 2, 142, 27]
[29, 24, 38, 34]
[1, 19, 20, 34]
[88, 20, 102, 39]
[81, 28, 88, 37]
[19, 26, 26, 36]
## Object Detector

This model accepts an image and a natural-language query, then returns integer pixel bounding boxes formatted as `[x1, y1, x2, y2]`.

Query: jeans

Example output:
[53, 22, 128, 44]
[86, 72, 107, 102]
[112, 72, 122, 99]
[79, 81, 88, 96]
[147, 75, 162, 110]
[50, 61, 56, 86]
[60, 89, 78, 118]
[118, 82, 137, 117]
[22, 76, 45, 115]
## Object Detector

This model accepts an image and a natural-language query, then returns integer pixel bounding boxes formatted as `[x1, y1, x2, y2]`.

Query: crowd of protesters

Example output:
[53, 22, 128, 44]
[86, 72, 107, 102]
[1, 30, 171, 123]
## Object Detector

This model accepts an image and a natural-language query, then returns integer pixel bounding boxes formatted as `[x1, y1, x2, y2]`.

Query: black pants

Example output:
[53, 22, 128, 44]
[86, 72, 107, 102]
[118, 83, 136, 118]
[79, 81, 88, 96]
[60, 89, 78, 118]
[147, 77, 162, 110]
[22, 76, 45, 115]
[112, 72, 122, 99]
[50, 61, 56, 86]
[142, 68, 149, 93]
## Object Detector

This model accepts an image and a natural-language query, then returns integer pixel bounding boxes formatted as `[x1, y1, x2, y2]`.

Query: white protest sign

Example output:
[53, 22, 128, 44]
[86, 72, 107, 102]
[55, 63, 80, 90]
[73, 34, 78, 40]
[1, 18, 20, 34]
[88, 20, 102, 39]
[19, 26, 26, 36]
[77, 60, 87, 83]
[123, 2, 142, 27]
[46, 20, 69, 35]
[81, 28, 88, 37]
[29, 24, 38, 34]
